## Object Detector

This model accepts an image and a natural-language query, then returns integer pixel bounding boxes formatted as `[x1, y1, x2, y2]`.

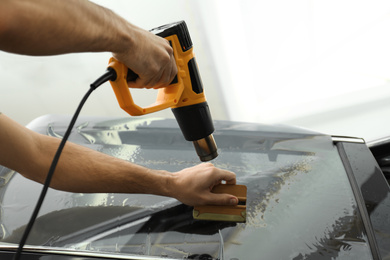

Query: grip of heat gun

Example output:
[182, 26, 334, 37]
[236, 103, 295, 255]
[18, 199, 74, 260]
[126, 68, 178, 85]
[126, 69, 138, 82]
[108, 57, 183, 116]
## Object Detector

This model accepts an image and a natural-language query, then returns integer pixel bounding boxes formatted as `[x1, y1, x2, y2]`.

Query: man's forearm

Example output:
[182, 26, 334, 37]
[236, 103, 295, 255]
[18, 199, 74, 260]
[0, 114, 238, 206]
[42, 136, 174, 195]
[0, 0, 133, 55]
[0, 113, 171, 196]
[34, 134, 173, 196]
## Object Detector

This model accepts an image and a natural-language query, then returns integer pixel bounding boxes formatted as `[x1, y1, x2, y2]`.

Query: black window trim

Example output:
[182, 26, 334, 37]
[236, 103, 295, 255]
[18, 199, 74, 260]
[336, 141, 381, 260]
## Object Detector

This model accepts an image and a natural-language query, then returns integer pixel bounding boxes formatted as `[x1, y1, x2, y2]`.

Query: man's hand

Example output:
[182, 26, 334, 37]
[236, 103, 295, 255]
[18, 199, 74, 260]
[169, 163, 238, 207]
[113, 26, 177, 89]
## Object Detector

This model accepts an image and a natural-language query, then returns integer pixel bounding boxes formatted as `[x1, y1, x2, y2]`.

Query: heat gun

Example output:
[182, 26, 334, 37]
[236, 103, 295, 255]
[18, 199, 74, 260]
[108, 21, 218, 162]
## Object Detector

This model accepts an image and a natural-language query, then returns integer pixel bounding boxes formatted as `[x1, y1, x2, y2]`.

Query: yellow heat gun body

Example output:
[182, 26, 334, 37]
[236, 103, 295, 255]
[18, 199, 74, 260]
[108, 21, 217, 162]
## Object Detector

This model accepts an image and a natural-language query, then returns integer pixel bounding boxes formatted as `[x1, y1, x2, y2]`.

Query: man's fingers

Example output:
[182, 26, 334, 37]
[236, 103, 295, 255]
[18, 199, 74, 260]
[127, 61, 176, 89]
[223, 170, 237, 184]
[215, 168, 237, 186]
[153, 63, 174, 89]
[206, 193, 238, 206]
[127, 72, 161, 89]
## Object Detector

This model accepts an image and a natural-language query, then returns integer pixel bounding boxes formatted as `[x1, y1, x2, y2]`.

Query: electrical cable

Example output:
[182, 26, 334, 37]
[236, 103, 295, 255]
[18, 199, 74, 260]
[13, 68, 117, 260]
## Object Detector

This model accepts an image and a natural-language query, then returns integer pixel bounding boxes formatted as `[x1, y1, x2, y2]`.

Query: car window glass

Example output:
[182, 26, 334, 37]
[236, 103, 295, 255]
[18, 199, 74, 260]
[0, 118, 374, 259]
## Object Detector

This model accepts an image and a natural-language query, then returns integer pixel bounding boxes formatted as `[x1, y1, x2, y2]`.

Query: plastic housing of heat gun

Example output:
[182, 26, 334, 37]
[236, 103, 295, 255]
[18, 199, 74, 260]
[108, 21, 218, 162]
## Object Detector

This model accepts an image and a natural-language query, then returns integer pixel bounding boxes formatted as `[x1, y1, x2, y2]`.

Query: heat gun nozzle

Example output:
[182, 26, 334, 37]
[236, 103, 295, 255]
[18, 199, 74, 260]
[193, 134, 218, 162]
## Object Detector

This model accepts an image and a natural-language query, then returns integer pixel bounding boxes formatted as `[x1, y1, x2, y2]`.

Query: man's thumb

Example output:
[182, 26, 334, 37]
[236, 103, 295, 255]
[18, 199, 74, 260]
[211, 194, 238, 206]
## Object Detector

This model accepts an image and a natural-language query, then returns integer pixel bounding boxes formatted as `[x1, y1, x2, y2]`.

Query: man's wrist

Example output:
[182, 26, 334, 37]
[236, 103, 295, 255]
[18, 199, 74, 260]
[109, 21, 137, 57]
[151, 169, 176, 198]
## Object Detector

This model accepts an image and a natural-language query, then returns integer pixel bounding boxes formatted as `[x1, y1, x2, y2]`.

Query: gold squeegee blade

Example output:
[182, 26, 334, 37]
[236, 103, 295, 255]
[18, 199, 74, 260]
[193, 184, 247, 222]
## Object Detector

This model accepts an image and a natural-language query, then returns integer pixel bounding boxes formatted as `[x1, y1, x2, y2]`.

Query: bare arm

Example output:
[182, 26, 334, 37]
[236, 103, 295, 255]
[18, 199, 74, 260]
[0, 0, 176, 88]
[0, 114, 238, 206]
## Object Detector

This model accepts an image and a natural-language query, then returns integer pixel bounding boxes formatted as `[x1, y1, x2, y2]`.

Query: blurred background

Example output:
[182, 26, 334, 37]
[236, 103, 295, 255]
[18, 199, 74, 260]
[1, 0, 390, 142]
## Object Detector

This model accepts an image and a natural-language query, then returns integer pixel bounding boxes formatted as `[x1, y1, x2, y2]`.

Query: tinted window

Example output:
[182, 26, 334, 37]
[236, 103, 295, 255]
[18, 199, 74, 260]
[0, 118, 374, 259]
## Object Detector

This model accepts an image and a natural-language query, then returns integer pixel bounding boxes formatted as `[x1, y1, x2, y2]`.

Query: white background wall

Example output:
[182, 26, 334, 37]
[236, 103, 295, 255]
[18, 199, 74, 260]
[1, 0, 390, 142]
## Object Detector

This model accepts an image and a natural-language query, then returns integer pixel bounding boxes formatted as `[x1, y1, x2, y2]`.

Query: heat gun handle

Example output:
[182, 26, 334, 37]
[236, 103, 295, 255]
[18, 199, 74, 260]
[108, 57, 183, 116]
[108, 21, 206, 116]
[125, 68, 178, 85]
[126, 69, 138, 82]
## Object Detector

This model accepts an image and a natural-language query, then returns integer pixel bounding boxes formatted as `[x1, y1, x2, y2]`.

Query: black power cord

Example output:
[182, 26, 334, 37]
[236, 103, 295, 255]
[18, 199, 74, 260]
[13, 68, 116, 260]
